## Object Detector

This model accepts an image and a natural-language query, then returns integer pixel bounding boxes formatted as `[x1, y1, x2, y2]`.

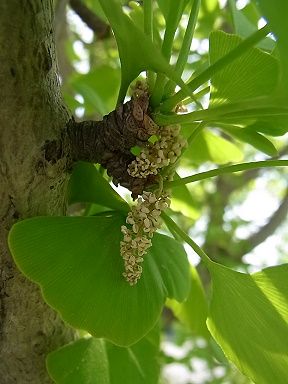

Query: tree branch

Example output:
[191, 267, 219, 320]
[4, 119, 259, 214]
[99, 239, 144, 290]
[240, 187, 288, 255]
[45, 89, 159, 198]
[69, 0, 110, 39]
[203, 166, 288, 263]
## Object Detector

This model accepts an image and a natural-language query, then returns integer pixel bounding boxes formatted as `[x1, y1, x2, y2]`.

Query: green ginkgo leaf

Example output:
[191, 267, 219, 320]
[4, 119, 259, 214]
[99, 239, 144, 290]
[106, 324, 160, 384]
[246, 118, 288, 136]
[170, 176, 200, 220]
[220, 125, 278, 156]
[167, 266, 209, 338]
[69, 65, 121, 116]
[47, 325, 160, 384]
[255, 0, 288, 90]
[157, 0, 189, 21]
[155, 96, 288, 126]
[98, 0, 190, 102]
[68, 162, 129, 213]
[46, 338, 109, 384]
[228, 0, 274, 50]
[181, 129, 243, 165]
[209, 30, 279, 105]
[207, 262, 288, 384]
[9, 214, 190, 346]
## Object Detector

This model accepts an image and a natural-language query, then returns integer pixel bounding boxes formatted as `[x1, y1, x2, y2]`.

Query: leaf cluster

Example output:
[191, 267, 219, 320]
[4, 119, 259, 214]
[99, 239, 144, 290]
[9, 1, 288, 383]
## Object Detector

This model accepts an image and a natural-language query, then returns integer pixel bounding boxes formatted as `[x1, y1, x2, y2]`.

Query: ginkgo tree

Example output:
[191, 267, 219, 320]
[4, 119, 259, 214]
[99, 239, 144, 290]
[3, 0, 288, 383]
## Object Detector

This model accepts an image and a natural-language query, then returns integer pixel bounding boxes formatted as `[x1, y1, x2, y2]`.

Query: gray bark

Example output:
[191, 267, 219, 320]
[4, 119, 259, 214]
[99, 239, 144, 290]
[0, 1, 75, 382]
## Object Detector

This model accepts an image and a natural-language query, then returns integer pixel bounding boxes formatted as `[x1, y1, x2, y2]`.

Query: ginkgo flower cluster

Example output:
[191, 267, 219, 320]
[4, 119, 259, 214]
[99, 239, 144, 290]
[120, 191, 170, 285]
[127, 125, 187, 179]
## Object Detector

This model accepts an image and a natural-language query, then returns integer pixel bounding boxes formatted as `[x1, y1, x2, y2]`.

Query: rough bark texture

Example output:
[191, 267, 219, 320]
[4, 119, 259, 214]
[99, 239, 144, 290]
[67, 98, 160, 196]
[45, 84, 160, 197]
[0, 1, 75, 382]
[0, 0, 162, 381]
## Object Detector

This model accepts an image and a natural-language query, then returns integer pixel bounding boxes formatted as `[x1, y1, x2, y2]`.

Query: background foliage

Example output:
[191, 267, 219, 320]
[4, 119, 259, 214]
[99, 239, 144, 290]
[8, 0, 288, 383]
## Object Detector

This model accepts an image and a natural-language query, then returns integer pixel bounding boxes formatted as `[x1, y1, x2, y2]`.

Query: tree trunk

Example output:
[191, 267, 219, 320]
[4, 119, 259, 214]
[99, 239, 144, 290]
[0, 1, 75, 382]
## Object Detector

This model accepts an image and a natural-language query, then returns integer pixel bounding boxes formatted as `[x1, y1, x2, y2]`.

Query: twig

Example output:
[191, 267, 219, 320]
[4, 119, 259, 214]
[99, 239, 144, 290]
[241, 187, 288, 255]
[69, 0, 110, 39]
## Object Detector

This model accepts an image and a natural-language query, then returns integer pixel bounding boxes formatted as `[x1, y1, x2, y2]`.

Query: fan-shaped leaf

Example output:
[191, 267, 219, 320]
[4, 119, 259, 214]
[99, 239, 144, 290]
[47, 325, 160, 384]
[9, 215, 190, 346]
[69, 66, 120, 116]
[228, 0, 274, 50]
[98, 0, 189, 102]
[209, 30, 279, 105]
[221, 126, 278, 156]
[246, 119, 288, 136]
[68, 162, 129, 213]
[106, 324, 160, 384]
[207, 262, 288, 384]
[255, 0, 288, 91]
[155, 96, 288, 126]
[167, 266, 209, 338]
[181, 129, 243, 165]
[47, 338, 109, 384]
[157, 0, 188, 21]
[170, 177, 200, 221]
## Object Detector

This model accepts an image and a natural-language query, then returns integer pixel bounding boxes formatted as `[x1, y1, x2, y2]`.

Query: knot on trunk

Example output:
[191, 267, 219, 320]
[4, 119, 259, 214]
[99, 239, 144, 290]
[63, 86, 159, 198]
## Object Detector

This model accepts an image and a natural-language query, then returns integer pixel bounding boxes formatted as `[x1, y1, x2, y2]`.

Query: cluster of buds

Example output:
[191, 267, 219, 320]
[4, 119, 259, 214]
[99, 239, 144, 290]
[127, 125, 187, 179]
[120, 191, 170, 285]
[121, 118, 186, 284]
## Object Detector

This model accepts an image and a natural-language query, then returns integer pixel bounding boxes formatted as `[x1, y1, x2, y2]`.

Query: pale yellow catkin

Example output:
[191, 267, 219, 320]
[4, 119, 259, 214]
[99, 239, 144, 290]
[120, 192, 170, 285]
[128, 125, 187, 179]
